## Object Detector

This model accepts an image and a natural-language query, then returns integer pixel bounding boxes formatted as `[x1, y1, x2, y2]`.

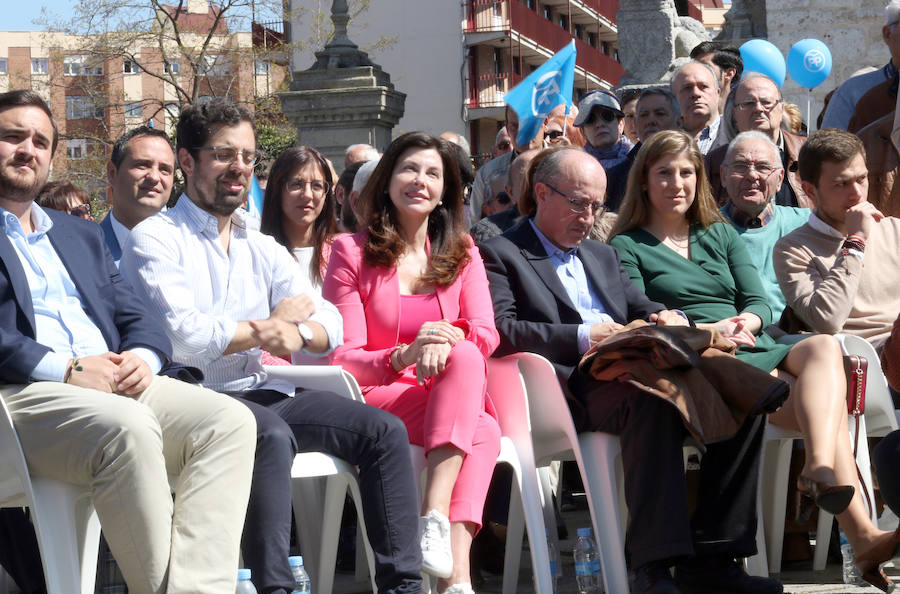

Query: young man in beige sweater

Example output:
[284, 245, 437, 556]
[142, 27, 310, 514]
[774, 128, 900, 349]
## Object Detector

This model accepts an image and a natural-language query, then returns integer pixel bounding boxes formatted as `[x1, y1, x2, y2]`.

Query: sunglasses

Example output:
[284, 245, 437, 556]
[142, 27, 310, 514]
[585, 109, 618, 125]
[546, 130, 565, 140]
[496, 141, 511, 150]
[69, 204, 93, 220]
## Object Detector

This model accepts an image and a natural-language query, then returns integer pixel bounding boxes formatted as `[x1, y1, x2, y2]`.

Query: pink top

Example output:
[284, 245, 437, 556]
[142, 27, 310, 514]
[398, 293, 441, 344]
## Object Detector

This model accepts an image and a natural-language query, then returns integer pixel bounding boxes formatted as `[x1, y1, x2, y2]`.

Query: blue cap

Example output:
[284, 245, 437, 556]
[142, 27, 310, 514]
[238, 568, 252, 580]
[577, 527, 592, 537]
[289, 555, 304, 567]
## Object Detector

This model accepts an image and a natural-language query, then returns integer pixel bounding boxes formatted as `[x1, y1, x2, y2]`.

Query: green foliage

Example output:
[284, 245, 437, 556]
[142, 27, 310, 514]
[254, 96, 297, 170]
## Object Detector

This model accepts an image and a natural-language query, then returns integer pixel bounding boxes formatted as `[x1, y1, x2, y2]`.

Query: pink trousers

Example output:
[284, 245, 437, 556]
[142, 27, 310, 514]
[364, 340, 501, 527]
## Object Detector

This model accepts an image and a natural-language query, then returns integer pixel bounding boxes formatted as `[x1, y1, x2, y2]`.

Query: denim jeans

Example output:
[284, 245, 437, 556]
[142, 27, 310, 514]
[233, 388, 424, 594]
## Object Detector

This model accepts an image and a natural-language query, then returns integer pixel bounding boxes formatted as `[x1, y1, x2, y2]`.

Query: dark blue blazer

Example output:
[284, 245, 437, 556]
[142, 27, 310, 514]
[0, 208, 172, 384]
[99, 214, 122, 265]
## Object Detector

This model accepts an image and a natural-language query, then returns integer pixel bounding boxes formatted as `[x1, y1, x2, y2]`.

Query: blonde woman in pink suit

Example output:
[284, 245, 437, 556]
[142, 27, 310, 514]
[324, 132, 500, 594]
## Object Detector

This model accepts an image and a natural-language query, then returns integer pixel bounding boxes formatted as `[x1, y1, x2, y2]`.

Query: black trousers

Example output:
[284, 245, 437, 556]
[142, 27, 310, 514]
[0, 509, 45, 594]
[874, 429, 900, 517]
[574, 376, 765, 569]
[234, 388, 423, 594]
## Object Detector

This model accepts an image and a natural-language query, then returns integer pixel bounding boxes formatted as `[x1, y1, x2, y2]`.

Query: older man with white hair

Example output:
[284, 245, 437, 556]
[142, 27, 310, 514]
[671, 61, 723, 154]
[344, 143, 379, 169]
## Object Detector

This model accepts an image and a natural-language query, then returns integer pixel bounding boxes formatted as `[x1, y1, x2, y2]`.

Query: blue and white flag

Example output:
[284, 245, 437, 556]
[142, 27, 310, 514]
[504, 40, 577, 147]
[247, 175, 265, 219]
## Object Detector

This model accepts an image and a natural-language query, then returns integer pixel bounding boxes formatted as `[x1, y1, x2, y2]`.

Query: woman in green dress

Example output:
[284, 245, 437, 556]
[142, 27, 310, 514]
[608, 129, 896, 592]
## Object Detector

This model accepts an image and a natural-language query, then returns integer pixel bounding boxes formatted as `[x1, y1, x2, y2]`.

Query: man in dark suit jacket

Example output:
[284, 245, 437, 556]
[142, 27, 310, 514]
[100, 125, 175, 266]
[0, 90, 255, 593]
[479, 148, 781, 594]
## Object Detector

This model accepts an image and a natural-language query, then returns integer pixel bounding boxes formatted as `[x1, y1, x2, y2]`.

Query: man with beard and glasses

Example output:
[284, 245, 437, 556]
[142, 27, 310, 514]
[0, 90, 256, 594]
[119, 98, 424, 594]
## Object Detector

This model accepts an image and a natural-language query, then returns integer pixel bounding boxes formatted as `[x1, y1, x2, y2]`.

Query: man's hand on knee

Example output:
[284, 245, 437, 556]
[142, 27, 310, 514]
[64, 353, 120, 393]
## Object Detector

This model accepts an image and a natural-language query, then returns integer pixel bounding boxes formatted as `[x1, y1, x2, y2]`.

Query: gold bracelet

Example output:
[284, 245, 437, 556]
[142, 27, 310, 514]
[64, 358, 83, 384]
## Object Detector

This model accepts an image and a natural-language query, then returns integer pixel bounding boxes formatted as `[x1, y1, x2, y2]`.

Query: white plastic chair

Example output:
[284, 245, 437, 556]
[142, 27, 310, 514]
[0, 389, 101, 594]
[750, 333, 896, 574]
[513, 353, 631, 594]
[262, 365, 378, 594]
[403, 355, 553, 594]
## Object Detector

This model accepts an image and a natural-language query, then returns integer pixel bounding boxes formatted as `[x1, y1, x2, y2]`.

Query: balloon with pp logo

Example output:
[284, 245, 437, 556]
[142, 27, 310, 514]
[739, 39, 786, 88]
[787, 38, 832, 89]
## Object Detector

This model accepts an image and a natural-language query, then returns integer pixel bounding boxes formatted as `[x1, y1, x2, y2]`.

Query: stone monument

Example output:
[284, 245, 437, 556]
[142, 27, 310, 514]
[279, 0, 405, 170]
[716, 0, 767, 45]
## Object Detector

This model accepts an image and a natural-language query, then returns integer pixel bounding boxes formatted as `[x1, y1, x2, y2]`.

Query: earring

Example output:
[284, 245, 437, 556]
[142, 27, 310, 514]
[438, 200, 443, 205]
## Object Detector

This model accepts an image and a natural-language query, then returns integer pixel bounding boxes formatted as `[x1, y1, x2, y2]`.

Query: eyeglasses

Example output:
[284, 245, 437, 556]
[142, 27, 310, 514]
[69, 204, 93, 220]
[495, 141, 511, 151]
[546, 130, 565, 140]
[725, 161, 782, 178]
[734, 97, 781, 112]
[287, 178, 330, 195]
[543, 183, 604, 215]
[584, 109, 618, 125]
[194, 146, 263, 167]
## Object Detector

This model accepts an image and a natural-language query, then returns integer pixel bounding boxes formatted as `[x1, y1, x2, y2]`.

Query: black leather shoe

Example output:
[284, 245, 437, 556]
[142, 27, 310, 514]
[630, 561, 681, 594]
[674, 555, 783, 594]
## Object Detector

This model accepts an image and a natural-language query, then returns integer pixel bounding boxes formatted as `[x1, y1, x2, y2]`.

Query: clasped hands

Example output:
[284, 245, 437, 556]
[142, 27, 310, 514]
[395, 320, 465, 385]
[248, 295, 316, 356]
[588, 310, 689, 345]
[65, 351, 152, 397]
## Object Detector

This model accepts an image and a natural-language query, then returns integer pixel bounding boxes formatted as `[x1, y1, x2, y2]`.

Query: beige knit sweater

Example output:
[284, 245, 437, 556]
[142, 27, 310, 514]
[773, 215, 900, 347]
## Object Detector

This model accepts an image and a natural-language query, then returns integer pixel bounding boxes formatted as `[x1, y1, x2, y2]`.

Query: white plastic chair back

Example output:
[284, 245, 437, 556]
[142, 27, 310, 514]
[836, 333, 898, 436]
[0, 389, 101, 594]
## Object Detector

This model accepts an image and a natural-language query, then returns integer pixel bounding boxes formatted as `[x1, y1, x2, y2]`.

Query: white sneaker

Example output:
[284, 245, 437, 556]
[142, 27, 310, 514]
[441, 584, 475, 594]
[419, 509, 452, 578]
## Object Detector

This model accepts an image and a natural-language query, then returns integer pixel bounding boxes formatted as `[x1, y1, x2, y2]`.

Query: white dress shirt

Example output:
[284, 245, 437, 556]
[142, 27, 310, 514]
[120, 195, 343, 395]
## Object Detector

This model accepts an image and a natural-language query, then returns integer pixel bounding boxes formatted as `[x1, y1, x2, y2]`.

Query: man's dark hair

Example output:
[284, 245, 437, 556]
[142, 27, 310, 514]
[110, 125, 173, 168]
[337, 160, 364, 195]
[176, 98, 255, 158]
[798, 129, 866, 186]
[0, 90, 59, 154]
[690, 41, 744, 79]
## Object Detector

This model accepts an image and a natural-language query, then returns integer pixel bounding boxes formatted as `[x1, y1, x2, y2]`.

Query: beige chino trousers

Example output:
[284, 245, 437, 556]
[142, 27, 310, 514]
[2, 375, 256, 594]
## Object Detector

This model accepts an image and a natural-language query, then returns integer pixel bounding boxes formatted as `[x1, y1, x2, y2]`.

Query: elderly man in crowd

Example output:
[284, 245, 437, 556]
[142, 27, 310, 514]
[690, 42, 743, 115]
[120, 98, 424, 594]
[719, 131, 811, 322]
[470, 106, 546, 224]
[573, 89, 632, 170]
[0, 89, 257, 594]
[479, 146, 782, 594]
[101, 125, 175, 266]
[774, 128, 900, 351]
[605, 87, 681, 211]
[491, 126, 512, 159]
[822, 0, 900, 129]
[344, 143, 379, 169]
[470, 148, 539, 243]
[671, 61, 723, 154]
[706, 74, 811, 208]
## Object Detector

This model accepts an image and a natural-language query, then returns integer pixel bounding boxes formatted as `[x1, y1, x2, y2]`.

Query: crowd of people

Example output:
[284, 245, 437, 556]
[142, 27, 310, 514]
[4, 4, 900, 594]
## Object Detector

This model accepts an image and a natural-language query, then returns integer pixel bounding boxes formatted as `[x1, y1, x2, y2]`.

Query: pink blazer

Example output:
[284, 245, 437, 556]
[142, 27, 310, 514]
[323, 232, 500, 389]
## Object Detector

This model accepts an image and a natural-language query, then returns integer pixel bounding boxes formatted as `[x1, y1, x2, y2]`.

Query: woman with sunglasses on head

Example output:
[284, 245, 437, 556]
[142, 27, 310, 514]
[36, 180, 94, 221]
[608, 129, 897, 592]
[324, 132, 500, 594]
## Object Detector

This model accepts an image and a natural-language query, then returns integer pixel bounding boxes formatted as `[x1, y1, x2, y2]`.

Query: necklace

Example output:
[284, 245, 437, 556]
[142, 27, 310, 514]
[664, 234, 690, 249]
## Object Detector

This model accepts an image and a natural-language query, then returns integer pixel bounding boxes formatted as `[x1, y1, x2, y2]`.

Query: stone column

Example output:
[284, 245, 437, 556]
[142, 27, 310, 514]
[616, 0, 680, 86]
[279, 0, 405, 170]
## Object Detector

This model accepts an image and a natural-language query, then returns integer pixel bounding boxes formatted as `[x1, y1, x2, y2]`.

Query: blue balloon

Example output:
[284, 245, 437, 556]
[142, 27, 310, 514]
[787, 38, 832, 89]
[739, 39, 786, 88]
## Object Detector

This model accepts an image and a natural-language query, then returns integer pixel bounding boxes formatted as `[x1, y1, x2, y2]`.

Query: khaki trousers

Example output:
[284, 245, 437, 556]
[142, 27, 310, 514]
[2, 376, 256, 594]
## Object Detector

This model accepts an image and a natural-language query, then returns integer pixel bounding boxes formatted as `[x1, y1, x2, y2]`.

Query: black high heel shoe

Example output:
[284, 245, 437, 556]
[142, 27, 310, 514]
[796, 475, 855, 516]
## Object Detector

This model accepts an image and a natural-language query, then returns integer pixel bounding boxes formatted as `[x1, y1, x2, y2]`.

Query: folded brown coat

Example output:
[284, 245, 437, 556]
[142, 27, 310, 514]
[577, 320, 790, 445]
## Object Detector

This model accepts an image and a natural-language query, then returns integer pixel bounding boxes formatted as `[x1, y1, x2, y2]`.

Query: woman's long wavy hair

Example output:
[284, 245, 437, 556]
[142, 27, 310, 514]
[359, 131, 470, 287]
[610, 129, 725, 238]
[260, 145, 337, 286]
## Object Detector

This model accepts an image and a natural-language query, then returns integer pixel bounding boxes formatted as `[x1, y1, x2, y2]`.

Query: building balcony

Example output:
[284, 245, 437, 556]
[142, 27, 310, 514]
[462, 0, 622, 86]
[466, 71, 523, 109]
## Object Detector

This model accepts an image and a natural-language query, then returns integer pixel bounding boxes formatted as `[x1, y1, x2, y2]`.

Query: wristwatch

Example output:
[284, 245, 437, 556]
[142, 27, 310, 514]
[297, 323, 314, 349]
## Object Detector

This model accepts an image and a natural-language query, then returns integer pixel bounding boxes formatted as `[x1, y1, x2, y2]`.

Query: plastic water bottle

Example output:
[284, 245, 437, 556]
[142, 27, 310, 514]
[236, 568, 258, 594]
[289, 556, 311, 594]
[573, 527, 603, 593]
[547, 528, 561, 593]
[840, 532, 866, 586]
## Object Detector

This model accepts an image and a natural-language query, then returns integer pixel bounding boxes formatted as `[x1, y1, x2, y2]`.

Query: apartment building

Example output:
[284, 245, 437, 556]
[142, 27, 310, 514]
[0, 0, 287, 185]
[289, 0, 622, 156]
